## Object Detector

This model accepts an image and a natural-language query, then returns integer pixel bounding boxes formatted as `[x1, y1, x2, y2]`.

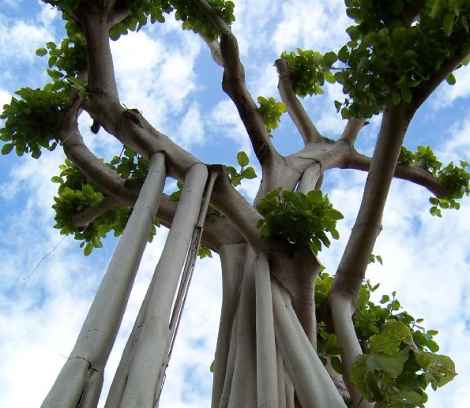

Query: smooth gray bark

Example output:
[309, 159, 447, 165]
[272, 281, 347, 408]
[226, 247, 257, 408]
[255, 253, 278, 408]
[41, 153, 166, 408]
[118, 163, 208, 408]
[212, 244, 246, 408]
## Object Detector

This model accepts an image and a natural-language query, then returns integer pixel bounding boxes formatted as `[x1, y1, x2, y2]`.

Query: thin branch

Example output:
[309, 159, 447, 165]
[71, 197, 123, 227]
[340, 118, 365, 145]
[412, 45, 470, 112]
[345, 150, 448, 197]
[275, 58, 322, 144]
[201, 35, 224, 67]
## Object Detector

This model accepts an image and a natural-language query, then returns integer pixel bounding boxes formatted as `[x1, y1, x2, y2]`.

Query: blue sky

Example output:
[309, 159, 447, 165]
[0, 1, 469, 407]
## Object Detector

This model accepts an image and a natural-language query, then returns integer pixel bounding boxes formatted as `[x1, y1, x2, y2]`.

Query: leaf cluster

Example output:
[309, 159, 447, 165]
[109, 0, 235, 41]
[398, 146, 470, 216]
[331, 0, 470, 118]
[280, 49, 337, 97]
[0, 84, 71, 158]
[36, 20, 87, 81]
[256, 96, 286, 135]
[256, 189, 343, 255]
[315, 271, 456, 407]
[226, 151, 257, 187]
[52, 152, 158, 255]
[109, 146, 150, 189]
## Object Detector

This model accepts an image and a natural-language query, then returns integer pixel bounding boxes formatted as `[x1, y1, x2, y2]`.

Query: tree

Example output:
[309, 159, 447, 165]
[1, 0, 469, 407]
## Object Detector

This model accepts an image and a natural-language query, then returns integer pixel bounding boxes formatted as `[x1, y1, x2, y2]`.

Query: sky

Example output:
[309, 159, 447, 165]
[0, 1, 469, 407]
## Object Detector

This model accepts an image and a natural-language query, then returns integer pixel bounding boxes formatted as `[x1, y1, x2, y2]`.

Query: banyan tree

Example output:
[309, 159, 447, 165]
[1, 0, 469, 407]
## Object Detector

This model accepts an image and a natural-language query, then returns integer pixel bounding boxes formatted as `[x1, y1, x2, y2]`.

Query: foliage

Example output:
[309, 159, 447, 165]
[0, 84, 71, 159]
[256, 96, 286, 135]
[109, 146, 150, 189]
[315, 270, 457, 407]
[198, 245, 212, 259]
[330, 0, 470, 118]
[108, 0, 235, 41]
[368, 253, 383, 265]
[256, 189, 343, 255]
[44, 0, 236, 41]
[51, 153, 158, 255]
[36, 22, 87, 80]
[1, 16, 88, 160]
[398, 146, 470, 216]
[226, 150, 257, 187]
[280, 49, 337, 97]
[277, 1, 470, 118]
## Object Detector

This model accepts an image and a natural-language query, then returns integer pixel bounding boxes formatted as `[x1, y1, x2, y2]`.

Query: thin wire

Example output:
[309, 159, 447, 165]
[17, 236, 66, 286]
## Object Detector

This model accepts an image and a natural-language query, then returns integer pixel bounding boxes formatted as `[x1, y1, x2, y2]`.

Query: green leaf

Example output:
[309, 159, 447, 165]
[446, 73, 457, 85]
[324, 71, 336, 84]
[367, 350, 409, 378]
[84, 243, 93, 256]
[241, 166, 257, 179]
[334, 100, 342, 112]
[369, 320, 412, 355]
[1, 143, 14, 155]
[416, 351, 457, 389]
[237, 151, 249, 167]
[322, 51, 337, 67]
[36, 48, 47, 57]
[443, 13, 455, 36]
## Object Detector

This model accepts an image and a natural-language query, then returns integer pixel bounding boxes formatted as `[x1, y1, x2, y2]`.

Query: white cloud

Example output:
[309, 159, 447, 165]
[0, 88, 11, 107]
[440, 114, 470, 163]
[272, 0, 349, 54]
[0, 20, 53, 61]
[210, 99, 252, 152]
[37, 1, 59, 26]
[111, 26, 202, 131]
[434, 64, 470, 108]
[177, 102, 206, 147]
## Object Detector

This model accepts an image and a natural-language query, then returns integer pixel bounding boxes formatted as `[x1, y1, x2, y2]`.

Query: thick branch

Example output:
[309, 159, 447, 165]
[219, 32, 278, 165]
[60, 124, 137, 204]
[340, 118, 365, 145]
[333, 105, 411, 300]
[275, 59, 322, 144]
[345, 151, 448, 197]
[194, 1, 276, 164]
[210, 165, 265, 250]
[79, 8, 120, 101]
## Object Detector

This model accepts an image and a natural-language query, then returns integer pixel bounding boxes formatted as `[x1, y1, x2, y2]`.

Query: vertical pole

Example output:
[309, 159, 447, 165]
[41, 153, 166, 408]
[154, 172, 218, 405]
[255, 253, 279, 408]
[119, 164, 208, 408]
[272, 281, 347, 408]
